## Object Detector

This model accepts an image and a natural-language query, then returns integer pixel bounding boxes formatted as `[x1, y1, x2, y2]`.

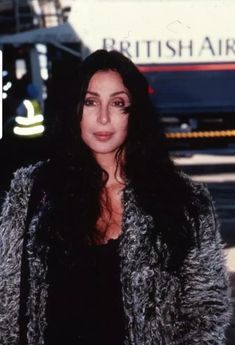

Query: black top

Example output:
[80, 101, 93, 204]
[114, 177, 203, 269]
[45, 238, 126, 345]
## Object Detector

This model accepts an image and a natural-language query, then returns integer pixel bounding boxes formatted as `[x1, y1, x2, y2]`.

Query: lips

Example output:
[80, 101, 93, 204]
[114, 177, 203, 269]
[94, 131, 113, 141]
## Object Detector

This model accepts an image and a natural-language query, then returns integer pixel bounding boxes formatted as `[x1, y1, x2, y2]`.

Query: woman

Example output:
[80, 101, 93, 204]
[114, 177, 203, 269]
[0, 50, 231, 345]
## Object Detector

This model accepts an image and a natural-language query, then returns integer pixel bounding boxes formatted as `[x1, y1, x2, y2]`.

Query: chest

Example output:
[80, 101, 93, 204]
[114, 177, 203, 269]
[96, 184, 124, 241]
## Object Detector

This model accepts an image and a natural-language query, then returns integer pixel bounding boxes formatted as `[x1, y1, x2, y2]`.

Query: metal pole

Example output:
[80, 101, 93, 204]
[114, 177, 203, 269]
[29, 46, 44, 111]
[14, 0, 20, 33]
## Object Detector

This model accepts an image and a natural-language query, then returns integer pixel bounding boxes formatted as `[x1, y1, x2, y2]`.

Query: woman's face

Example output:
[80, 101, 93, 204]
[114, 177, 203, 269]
[80, 70, 131, 158]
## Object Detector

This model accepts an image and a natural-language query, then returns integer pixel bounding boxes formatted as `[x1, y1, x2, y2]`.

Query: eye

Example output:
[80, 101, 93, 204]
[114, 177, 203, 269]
[84, 98, 96, 106]
[112, 99, 126, 107]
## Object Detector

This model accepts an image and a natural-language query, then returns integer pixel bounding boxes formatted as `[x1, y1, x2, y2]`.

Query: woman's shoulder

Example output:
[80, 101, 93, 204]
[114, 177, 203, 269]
[9, 161, 46, 190]
[12, 160, 45, 179]
[0, 161, 49, 239]
[177, 170, 213, 207]
[1, 161, 47, 210]
[177, 170, 219, 241]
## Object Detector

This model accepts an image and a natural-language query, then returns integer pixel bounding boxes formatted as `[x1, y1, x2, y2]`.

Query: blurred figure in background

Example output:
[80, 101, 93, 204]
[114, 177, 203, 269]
[16, 82, 42, 117]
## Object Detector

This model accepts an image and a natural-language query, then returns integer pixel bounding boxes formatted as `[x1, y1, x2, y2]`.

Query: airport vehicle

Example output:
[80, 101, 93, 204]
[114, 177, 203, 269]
[68, 0, 235, 147]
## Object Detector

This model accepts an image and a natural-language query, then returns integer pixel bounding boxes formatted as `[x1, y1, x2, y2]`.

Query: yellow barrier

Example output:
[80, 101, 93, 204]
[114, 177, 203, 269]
[166, 130, 235, 139]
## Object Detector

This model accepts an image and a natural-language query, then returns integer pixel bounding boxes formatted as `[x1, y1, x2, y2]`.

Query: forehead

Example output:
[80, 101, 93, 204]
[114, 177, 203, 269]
[87, 70, 127, 92]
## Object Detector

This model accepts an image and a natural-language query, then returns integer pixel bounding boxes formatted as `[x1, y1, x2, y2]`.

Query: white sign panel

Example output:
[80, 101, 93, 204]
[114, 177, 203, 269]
[68, 0, 235, 64]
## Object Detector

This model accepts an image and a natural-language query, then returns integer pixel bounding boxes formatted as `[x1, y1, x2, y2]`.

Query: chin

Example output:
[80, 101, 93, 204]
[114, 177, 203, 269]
[92, 149, 119, 155]
[91, 145, 122, 156]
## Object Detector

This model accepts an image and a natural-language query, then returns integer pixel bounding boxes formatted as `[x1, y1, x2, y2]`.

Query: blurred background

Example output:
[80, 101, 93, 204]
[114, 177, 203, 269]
[0, 0, 234, 343]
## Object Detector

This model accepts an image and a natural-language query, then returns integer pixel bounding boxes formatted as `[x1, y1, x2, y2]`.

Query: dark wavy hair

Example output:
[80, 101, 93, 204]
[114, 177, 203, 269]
[39, 50, 199, 270]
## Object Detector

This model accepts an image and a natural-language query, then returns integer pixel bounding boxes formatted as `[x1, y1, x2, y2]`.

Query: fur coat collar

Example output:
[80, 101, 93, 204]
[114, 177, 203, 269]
[0, 162, 231, 345]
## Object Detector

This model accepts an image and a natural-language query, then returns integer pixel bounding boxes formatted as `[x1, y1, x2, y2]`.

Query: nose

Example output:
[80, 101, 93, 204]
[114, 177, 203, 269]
[97, 105, 110, 125]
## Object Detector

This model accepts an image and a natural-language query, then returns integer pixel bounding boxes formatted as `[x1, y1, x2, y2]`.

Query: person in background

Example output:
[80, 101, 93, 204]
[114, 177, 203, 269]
[0, 50, 231, 345]
[16, 83, 42, 117]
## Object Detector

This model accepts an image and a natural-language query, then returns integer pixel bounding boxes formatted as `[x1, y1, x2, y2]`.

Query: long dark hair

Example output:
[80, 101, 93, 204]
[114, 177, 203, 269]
[39, 50, 199, 270]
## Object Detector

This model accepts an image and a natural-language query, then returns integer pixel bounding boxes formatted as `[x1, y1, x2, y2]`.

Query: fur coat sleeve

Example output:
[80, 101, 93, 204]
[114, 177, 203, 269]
[0, 164, 39, 345]
[173, 183, 232, 344]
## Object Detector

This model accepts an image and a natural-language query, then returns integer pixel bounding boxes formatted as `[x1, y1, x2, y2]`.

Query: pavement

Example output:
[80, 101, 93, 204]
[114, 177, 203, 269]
[225, 248, 235, 274]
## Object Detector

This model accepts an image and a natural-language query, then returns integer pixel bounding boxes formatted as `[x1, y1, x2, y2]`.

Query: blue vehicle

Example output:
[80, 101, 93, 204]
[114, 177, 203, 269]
[139, 64, 235, 147]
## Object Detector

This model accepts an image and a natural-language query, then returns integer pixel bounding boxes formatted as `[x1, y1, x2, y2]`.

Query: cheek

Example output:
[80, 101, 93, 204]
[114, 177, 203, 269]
[80, 116, 91, 138]
[118, 117, 129, 134]
[115, 118, 129, 143]
[80, 117, 85, 132]
[80, 119, 85, 139]
[80, 120, 90, 145]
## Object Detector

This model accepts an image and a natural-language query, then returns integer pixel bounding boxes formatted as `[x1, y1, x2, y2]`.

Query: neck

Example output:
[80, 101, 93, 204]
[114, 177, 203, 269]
[94, 152, 124, 187]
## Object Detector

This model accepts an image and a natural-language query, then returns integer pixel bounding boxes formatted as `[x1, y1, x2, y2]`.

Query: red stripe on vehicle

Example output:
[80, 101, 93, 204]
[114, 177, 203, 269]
[138, 63, 235, 73]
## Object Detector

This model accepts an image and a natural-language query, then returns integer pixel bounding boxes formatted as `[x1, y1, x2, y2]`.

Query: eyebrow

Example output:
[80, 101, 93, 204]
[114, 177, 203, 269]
[86, 90, 130, 97]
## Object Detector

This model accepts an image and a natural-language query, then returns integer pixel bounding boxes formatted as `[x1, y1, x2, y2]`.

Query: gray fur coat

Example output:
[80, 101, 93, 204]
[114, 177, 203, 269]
[0, 163, 231, 345]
